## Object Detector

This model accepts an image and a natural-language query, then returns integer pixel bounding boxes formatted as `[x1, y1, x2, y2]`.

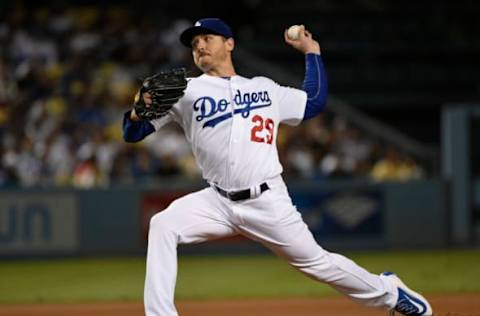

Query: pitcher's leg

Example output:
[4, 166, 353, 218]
[144, 213, 178, 316]
[144, 188, 236, 316]
[236, 188, 397, 309]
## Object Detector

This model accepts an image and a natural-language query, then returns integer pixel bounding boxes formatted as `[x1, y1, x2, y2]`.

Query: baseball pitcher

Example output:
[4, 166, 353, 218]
[123, 18, 433, 316]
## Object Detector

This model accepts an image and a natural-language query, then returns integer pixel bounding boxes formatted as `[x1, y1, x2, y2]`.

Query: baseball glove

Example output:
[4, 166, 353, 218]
[133, 68, 187, 120]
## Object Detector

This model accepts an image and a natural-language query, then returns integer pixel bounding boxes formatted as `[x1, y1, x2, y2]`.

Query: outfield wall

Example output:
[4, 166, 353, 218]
[0, 180, 447, 257]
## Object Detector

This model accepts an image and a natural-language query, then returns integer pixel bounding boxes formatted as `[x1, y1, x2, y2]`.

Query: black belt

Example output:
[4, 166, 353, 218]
[214, 183, 269, 201]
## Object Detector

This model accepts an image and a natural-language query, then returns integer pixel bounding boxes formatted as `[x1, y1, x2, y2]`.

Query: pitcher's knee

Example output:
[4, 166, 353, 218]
[290, 252, 333, 281]
[149, 212, 177, 240]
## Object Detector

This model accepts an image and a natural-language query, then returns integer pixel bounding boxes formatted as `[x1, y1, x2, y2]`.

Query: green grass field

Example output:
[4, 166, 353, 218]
[0, 250, 479, 304]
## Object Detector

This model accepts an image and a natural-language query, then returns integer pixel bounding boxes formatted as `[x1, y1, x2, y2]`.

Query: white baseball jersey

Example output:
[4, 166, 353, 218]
[149, 74, 307, 190]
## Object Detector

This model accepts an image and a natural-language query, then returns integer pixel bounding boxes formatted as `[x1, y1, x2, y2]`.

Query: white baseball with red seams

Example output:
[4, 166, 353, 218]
[144, 73, 399, 316]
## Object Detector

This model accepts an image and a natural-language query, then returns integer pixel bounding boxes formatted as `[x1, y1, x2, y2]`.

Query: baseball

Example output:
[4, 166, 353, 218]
[287, 25, 302, 40]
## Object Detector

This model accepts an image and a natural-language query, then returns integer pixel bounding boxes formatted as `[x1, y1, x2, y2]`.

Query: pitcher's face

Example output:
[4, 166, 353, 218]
[191, 34, 234, 72]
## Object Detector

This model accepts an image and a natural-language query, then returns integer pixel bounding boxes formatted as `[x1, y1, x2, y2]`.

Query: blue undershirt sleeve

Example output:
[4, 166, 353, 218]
[122, 111, 155, 142]
[302, 53, 328, 120]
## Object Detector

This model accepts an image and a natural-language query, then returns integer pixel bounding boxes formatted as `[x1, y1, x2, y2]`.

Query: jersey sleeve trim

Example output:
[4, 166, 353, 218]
[122, 111, 156, 142]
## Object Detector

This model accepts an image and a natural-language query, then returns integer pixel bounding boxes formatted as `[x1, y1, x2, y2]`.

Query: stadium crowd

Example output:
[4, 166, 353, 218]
[0, 5, 425, 188]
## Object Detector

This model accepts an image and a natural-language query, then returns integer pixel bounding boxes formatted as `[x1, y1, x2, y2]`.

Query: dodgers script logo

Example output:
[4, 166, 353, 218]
[193, 89, 271, 128]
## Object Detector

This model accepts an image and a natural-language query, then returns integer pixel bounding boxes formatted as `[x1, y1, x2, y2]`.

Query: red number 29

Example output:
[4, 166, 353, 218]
[251, 115, 274, 144]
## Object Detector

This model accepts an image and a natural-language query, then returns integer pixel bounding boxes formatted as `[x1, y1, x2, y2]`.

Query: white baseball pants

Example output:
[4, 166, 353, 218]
[144, 176, 398, 316]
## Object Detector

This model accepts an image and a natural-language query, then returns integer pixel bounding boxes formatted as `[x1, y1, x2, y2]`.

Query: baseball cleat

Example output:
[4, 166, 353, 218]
[381, 272, 433, 316]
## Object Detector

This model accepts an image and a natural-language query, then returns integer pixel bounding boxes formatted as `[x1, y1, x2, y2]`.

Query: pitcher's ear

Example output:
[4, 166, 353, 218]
[226, 38, 235, 52]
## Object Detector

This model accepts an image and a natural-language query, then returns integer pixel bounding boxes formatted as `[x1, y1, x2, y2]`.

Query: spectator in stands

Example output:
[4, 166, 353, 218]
[370, 146, 424, 182]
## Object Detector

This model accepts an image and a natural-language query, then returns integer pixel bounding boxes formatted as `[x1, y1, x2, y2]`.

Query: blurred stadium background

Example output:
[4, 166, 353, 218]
[0, 0, 479, 315]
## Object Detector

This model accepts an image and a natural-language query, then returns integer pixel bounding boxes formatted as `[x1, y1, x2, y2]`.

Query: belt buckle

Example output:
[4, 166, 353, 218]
[227, 191, 237, 200]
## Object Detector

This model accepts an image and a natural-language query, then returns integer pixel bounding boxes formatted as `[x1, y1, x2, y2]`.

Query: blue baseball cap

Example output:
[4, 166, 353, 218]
[180, 18, 233, 48]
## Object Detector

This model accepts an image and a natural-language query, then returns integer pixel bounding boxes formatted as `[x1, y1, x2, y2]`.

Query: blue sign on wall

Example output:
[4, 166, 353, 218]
[291, 189, 383, 238]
